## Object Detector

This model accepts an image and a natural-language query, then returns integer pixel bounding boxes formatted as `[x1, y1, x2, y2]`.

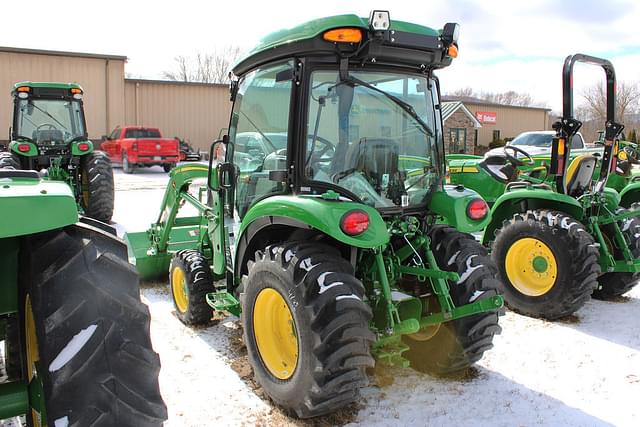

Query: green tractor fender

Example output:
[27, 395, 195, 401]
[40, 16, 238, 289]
[8, 140, 37, 157]
[482, 189, 584, 245]
[70, 139, 94, 156]
[235, 195, 389, 276]
[618, 181, 640, 208]
[0, 171, 78, 238]
[430, 184, 491, 233]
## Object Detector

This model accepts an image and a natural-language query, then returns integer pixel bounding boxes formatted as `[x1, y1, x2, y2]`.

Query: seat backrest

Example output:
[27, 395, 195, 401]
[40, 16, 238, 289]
[34, 129, 64, 144]
[566, 155, 597, 197]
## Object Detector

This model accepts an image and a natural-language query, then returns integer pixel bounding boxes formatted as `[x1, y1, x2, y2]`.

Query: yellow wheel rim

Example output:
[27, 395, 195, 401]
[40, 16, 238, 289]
[171, 266, 189, 313]
[81, 172, 90, 208]
[253, 288, 298, 380]
[25, 295, 43, 426]
[505, 237, 558, 296]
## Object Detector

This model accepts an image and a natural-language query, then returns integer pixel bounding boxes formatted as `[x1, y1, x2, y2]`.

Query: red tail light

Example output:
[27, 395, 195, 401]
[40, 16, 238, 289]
[132, 142, 138, 151]
[78, 143, 90, 151]
[340, 210, 369, 236]
[467, 198, 488, 220]
[18, 143, 30, 152]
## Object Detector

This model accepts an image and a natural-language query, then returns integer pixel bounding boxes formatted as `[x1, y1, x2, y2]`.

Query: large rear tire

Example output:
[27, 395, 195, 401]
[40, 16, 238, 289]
[403, 225, 502, 374]
[21, 223, 167, 426]
[241, 242, 374, 418]
[80, 151, 114, 223]
[492, 210, 600, 319]
[593, 209, 640, 298]
[0, 152, 21, 169]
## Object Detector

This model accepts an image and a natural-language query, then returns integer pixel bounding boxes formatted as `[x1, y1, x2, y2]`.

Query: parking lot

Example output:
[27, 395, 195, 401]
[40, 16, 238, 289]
[113, 167, 640, 427]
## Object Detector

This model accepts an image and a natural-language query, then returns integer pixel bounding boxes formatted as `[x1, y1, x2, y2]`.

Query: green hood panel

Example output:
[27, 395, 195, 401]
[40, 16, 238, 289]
[239, 195, 389, 248]
[0, 177, 78, 238]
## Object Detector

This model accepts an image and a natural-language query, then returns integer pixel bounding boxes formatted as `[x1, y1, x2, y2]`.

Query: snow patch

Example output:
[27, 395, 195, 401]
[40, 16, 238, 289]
[469, 290, 484, 302]
[54, 416, 69, 427]
[457, 255, 482, 284]
[49, 324, 98, 372]
[622, 219, 633, 232]
[336, 294, 360, 301]
[284, 249, 294, 263]
[447, 250, 460, 266]
[299, 258, 317, 272]
[317, 272, 343, 294]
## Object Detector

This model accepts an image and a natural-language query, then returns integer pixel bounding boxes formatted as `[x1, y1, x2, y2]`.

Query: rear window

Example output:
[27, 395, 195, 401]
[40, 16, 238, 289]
[124, 128, 161, 138]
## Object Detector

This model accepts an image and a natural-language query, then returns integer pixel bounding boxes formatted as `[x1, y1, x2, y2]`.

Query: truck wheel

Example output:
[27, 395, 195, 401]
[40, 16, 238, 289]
[80, 151, 114, 223]
[593, 209, 640, 298]
[122, 152, 134, 174]
[492, 210, 600, 319]
[21, 223, 167, 426]
[163, 163, 175, 173]
[169, 250, 215, 325]
[403, 225, 502, 374]
[0, 152, 21, 169]
[240, 242, 374, 418]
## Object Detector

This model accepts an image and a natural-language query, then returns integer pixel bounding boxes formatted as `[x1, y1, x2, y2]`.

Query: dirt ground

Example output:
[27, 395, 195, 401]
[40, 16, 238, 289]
[113, 167, 639, 427]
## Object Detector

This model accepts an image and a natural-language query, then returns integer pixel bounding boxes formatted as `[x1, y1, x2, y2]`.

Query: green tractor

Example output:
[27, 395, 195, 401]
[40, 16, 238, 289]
[0, 82, 114, 223]
[448, 54, 640, 319]
[126, 11, 503, 418]
[0, 170, 166, 425]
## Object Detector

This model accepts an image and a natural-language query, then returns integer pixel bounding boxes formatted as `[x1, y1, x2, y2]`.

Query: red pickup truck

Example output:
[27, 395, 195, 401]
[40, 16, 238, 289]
[101, 126, 180, 173]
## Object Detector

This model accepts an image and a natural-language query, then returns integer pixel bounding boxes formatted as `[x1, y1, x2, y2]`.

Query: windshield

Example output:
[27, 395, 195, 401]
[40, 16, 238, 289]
[304, 70, 439, 209]
[510, 133, 553, 147]
[125, 128, 161, 138]
[15, 98, 86, 144]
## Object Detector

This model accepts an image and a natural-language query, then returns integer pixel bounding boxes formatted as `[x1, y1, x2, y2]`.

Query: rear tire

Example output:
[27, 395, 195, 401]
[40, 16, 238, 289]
[241, 242, 374, 418]
[163, 163, 175, 173]
[403, 225, 502, 374]
[80, 151, 114, 222]
[21, 223, 167, 426]
[492, 210, 600, 319]
[593, 209, 640, 298]
[169, 250, 215, 325]
[122, 152, 134, 174]
[0, 152, 21, 169]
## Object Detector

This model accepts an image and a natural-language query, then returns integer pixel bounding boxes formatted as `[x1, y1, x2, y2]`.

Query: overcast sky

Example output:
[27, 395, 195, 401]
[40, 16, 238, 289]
[3, 0, 639, 111]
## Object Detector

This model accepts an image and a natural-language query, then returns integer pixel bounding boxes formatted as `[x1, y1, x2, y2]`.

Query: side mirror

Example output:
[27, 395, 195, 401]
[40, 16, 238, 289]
[101, 135, 108, 141]
[208, 136, 231, 191]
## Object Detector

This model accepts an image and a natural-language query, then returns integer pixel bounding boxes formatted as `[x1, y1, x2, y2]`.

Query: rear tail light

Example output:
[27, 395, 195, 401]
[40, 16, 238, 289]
[132, 142, 138, 151]
[78, 143, 90, 151]
[340, 210, 369, 236]
[18, 143, 30, 152]
[466, 198, 488, 220]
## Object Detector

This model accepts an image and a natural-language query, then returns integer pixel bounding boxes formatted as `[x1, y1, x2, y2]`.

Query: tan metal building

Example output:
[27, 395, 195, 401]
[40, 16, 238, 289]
[0, 46, 126, 140]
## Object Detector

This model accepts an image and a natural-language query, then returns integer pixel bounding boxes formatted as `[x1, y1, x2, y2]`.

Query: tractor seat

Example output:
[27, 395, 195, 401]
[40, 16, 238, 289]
[346, 138, 399, 178]
[478, 155, 517, 183]
[34, 129, 64, 144]
[565, 155, 597, 197]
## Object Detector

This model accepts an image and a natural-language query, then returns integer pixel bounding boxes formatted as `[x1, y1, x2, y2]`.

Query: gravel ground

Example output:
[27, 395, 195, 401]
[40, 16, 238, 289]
[112, 166, 639, 426]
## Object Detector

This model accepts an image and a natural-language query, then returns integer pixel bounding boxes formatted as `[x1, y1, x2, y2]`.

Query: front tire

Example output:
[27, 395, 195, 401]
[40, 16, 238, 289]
[21, 223, 167, 426]
[593, 209, 640, 298]
[80, 151, 114, 222]
[241, 242, 374, 418]
[0, 152, 21, 169]
[169, 250, 215, 325]
[403, 225, 502, 374]
[163, 163, 175, 173]
[492, 210, 600, 319]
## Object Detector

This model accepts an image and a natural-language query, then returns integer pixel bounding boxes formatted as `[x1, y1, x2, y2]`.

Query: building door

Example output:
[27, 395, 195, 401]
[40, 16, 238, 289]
[449, 128, 467, 153]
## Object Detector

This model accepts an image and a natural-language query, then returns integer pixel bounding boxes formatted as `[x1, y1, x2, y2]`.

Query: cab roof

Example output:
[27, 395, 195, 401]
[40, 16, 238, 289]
[12, 81, 83, 94]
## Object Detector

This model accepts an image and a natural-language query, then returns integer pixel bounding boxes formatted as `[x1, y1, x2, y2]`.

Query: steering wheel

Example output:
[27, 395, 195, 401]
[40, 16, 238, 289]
[307, 134, 335, 159]
[503, 146, 534, 166]
[36, 123, 58, 132]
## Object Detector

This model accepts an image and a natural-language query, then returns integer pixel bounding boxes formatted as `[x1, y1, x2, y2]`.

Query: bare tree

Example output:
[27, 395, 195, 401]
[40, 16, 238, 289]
[163, 46, 242, 84]
[581, 80, 640, 123]
[447, 87, 541, 107]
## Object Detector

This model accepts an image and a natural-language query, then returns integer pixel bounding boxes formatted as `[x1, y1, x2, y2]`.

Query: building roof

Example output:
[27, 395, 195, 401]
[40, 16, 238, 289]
[442, 95, 551, 112]
[0, 46, 127, 61]
[441, 101, 482, 128]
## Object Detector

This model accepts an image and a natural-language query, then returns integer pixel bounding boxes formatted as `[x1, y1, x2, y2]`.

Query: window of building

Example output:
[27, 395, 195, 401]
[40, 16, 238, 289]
[449, 128, 466, 153]
[492, 130, 501, 141]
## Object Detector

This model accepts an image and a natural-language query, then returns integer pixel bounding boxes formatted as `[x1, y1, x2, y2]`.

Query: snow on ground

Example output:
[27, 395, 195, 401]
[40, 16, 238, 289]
[113, 167, 640, 427]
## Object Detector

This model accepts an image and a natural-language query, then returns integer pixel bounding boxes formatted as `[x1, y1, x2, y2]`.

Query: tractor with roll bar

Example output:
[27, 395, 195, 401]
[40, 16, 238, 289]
[125, 10, 504, 418]
[448, 54, 640, 319]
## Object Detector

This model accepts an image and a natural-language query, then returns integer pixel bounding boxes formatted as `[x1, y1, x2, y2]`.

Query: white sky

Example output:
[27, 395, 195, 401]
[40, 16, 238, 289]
[2, 0, 639, 112]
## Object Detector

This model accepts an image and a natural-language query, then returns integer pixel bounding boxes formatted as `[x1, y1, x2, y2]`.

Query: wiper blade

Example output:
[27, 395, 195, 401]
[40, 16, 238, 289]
[30, 103, 68, 131]
[340, 75, 435, 138]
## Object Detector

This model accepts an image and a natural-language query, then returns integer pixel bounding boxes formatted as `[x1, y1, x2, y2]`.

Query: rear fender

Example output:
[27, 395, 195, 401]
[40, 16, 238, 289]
[430, 185, 491, 233]
[619, 181, 640, 208]
[482, 189, 584, 245]
[8, 140, 37, 157]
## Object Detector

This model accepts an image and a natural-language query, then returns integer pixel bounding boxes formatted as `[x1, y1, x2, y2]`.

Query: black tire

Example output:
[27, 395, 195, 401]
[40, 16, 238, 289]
[492, 210, 600, 319]
[122, 152, 134, 174]
[20, 223, 167, 426]
[403, 225, 502, 374]
[3, 315, 22, 381]
[240, 242, 374, 418]
[593, 208, 640, 298]
[163, 163, 175, 173]
[0, 152, 21, 169]
[169, 250, 215, 325]
[80, 151, 114, 223]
